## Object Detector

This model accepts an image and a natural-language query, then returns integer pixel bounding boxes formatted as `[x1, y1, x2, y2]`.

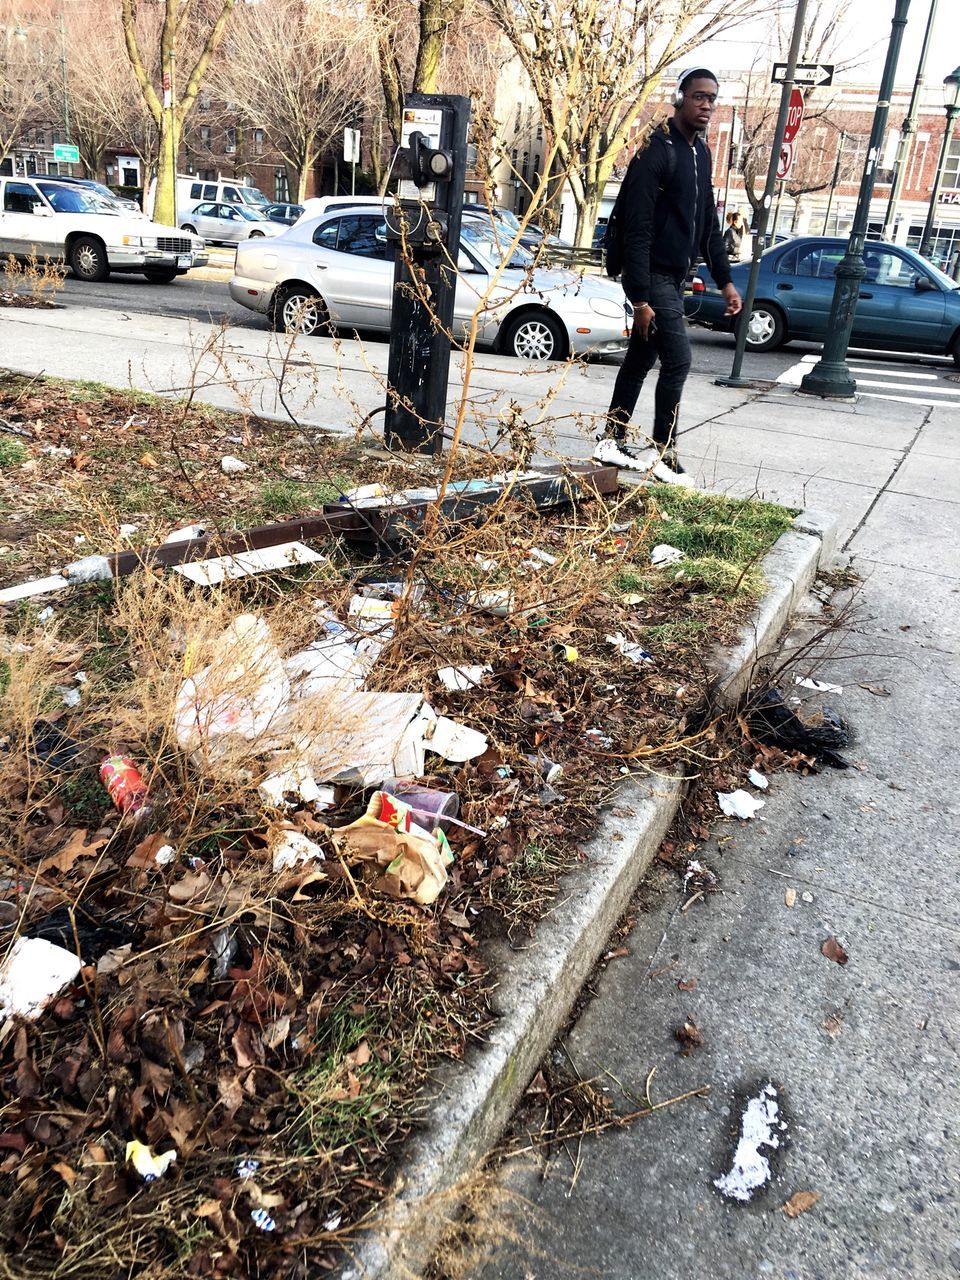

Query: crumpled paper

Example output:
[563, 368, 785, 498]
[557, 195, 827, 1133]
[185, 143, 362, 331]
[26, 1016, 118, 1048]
[337, 790, 453, 905]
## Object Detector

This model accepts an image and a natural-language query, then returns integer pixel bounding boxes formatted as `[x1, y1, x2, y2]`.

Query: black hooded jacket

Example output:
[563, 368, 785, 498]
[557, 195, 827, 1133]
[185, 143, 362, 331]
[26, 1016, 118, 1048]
[619, 118, 732, 304]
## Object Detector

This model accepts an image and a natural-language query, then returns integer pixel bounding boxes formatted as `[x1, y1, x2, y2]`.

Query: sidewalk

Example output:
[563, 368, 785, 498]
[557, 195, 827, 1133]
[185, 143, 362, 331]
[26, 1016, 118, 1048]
[471, 393, 960, 1276]
[2, 302, 957, 1278]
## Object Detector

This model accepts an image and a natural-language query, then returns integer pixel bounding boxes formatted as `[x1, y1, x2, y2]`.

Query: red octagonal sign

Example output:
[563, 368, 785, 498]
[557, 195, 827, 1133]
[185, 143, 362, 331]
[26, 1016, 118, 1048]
[784, 88, 804, 144]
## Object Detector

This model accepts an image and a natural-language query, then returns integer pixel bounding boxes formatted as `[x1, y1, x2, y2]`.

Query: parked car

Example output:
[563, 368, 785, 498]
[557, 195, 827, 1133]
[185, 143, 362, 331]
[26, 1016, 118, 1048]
[179, 202, 284, 245]
[44, 175, 142, 214]
[0, 176, 207, 282]
[145, 174, 271, 223]
[265, 202, 304, 226]
[229, 204, 632, 361]
[462, 203, 569, 253]
[685, 235, 960, 364]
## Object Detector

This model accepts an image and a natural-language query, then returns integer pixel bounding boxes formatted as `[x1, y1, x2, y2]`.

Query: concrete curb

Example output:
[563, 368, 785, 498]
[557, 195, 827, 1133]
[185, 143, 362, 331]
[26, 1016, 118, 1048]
[341, 508, 838, 1280]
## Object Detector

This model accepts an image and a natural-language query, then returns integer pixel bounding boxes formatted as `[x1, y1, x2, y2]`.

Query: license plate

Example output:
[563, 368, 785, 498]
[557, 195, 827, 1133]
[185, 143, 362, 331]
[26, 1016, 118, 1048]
[177, 254, 191, 268]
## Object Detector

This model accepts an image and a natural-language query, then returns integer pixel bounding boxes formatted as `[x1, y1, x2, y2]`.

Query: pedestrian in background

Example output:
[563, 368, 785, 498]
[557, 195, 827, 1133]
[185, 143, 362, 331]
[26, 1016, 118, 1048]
[595, 65, 742, 486]
[723, 209, 746, 262]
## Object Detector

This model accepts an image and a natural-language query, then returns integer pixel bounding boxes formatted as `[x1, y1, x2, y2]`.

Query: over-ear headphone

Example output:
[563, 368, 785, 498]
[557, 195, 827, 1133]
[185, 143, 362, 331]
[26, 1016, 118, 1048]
[674, 66, 718, 107]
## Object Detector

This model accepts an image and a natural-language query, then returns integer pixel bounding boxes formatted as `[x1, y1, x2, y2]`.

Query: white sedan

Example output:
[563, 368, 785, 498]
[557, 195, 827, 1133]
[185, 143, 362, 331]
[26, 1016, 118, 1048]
[0, 177, 207, 283]
[228, 206, 632, 360]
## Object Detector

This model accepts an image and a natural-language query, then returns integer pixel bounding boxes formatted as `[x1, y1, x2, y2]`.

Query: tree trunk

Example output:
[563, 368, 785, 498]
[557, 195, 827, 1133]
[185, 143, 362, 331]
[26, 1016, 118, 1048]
[153, 108, 181, 226]
[575, 186, 603, 248]
[296, 144, 314, 203]
[413, 0, 464, 93]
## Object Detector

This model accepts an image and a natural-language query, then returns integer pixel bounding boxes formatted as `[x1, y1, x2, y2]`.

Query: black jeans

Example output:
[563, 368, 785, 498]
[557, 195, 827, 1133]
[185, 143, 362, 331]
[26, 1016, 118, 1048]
[606, 273, 691, 448]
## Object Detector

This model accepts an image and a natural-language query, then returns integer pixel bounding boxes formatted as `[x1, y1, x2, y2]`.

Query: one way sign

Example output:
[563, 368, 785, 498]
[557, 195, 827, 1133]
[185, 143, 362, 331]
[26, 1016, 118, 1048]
[771, 62, 834, 87]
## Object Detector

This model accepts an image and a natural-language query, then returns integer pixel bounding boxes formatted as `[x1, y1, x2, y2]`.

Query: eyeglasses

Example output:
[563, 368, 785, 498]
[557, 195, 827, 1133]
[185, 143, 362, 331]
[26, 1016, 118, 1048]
[689, 92, 718, 105]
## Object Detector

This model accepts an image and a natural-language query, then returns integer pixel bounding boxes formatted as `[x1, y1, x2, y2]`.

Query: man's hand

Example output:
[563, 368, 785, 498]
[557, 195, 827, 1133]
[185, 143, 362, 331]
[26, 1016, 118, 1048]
[636, 302, 656, 338]
[722, 283, 742, 316]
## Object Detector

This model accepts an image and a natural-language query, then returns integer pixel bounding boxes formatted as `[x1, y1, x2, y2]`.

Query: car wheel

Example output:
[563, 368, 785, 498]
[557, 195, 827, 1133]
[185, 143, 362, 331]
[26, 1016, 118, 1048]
[502, 310, 567, 360]
[181, 225, 197, 236]
[250, 231, 265, 238]
[951, 333, 960, 368]
[144, 269, 178, 284]
[69, 235, 109, 282]
[272, 284, 326, 336]
[741, 301, 786, 352]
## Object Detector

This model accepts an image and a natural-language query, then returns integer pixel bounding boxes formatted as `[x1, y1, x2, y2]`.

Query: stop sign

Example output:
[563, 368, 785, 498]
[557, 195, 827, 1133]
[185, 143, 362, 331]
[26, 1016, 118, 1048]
[784, 88, 804, 144]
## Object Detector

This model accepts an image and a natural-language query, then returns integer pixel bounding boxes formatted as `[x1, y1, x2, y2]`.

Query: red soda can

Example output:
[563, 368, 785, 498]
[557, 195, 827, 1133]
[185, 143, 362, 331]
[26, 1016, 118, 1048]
[100, 754, 148, 814]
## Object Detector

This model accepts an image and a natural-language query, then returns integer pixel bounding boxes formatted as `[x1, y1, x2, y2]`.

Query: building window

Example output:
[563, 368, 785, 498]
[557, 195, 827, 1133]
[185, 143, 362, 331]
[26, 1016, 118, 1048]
[274, 167, 289, 202]
[51, 130, 61, 146]
[199, 91, 211, 113]
[35, 128, 45, 146]
[200, 125, 211, 149]
[254, 128, 264, 156]
[46, 161, 59, 176]
[942, 134, 960, 189]
[536, 122, 543, 141]
[907, 133, 928, 190]
[225, 127, 237, 155]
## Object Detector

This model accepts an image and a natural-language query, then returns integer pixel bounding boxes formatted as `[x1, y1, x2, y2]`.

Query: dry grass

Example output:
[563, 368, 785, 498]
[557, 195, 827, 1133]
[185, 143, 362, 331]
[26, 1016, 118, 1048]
[0, 253, 65, 308]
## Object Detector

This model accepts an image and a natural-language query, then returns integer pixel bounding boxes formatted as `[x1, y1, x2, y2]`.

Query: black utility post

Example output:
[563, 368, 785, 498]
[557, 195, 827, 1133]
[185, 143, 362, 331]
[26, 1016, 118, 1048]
[384, 93, 470, 455]
[799, 0, 912, 399]
[822, 131, 846, 234]
[716, 0, 808, 389]
[918, 67, 960, 261]
[882, 0, 939, 240]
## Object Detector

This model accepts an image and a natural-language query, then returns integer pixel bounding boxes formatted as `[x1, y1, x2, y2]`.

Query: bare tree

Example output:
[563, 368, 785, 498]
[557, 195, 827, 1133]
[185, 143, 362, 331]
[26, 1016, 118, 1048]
[120, 0, 236, 225]
[736, 0, 869, 219]
[370, 0, 467, 144]
[488, 0, 770, 246]
[209, 0, 376, 203]
[0, 4, 55, 170]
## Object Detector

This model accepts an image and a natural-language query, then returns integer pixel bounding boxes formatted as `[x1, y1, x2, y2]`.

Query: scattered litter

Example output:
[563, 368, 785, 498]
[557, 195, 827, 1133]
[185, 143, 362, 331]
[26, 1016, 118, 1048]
[784, 887, 797, 908]
[58, 685, 81, 708]
[650, 543, 685, 567]
[424, 711, 488, 764]
[258, 768, 335, 811]
[220, 454, 249, 474]
[684, 859, 718, 893]
[717, 789, 765, 820]
[821, 936, 849, 965]
[748, 688, 849, 769]
[41, 444, 73, 458]
[175, 542, 324, 587]
[526, 754, 563, 785]
[348, 595, 399, 633]
[125, 1141, 177, 1183]
[210, 926, 238, 980]
[437, 665, 491, 691]
[714, 1083, 787, 1202]
[339, 791, 453, 905]
[154, 844, 176, 866]
[795, 676, 843, 695]
[748, 768, 768, 790]
[524, 546, 558, 567]
[63, 554, 112, 582]
[272, 829, 326, 874]
[584, 728, 613, 749]
[250, 1208, 276, 1232]
[606, 631, 653, 665]
[0, 937, 83, 1021]
[324, 1213, 343, 1232]
[801, 891, 814, 903]
[552, 643, 579, 663]
[164, 523, 206, 544]
[36, 606, 54, 623]
[381, 779, 460, 832]
[28, 721, 81, 769]
[236, 1158, 260, 1180]
[0, 573, 70, 605]
[118, 523, 138, 538]
[621, 592, 643, 605]
[100, 754, 149, 815]
[783, 1189, 821, 1218]
[675, 1018, 704, 1056]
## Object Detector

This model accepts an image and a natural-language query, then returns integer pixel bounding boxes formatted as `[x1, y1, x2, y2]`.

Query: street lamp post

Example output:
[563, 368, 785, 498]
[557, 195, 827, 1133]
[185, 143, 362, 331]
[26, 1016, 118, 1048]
[918, 66, 960, 262]
[798, 0, 912, 400]
[882, 0, 939, 240]
[822, 131, 846, 234]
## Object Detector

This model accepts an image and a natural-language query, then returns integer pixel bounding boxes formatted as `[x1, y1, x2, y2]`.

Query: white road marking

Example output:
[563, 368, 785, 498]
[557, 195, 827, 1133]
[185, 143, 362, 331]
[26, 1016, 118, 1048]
[852, 378, 960, 396]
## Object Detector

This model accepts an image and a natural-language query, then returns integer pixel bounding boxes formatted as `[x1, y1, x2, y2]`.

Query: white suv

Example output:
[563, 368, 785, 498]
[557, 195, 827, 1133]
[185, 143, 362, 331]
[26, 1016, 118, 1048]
[0, 177, 208, 283]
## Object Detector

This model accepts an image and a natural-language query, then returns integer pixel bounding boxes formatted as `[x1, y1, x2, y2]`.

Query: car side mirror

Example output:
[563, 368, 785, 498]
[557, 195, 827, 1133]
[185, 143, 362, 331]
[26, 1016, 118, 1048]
[915, 275, 937, 292]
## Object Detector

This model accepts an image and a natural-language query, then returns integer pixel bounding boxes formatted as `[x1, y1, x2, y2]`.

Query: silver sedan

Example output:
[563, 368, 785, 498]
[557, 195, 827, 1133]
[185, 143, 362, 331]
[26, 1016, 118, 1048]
[228, 206, 632, 360]
[179, 201, 284, 246]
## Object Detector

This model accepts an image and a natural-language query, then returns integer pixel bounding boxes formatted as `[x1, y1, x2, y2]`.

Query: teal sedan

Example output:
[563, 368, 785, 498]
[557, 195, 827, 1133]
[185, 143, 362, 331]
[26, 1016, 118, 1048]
[685, 236, 960, 365]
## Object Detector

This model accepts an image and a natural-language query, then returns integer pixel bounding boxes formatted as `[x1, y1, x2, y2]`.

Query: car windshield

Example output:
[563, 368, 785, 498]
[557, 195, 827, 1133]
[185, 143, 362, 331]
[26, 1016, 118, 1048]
[916, 254, 960, 290]
[238, 189, 269, 207]
[38, 183, 112, 214]
[460, 219, 533, 269]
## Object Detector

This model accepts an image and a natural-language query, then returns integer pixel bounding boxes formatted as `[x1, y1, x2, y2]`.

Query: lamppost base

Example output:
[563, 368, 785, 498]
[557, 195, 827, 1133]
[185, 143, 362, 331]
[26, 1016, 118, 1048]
[797, 362, 857, 399]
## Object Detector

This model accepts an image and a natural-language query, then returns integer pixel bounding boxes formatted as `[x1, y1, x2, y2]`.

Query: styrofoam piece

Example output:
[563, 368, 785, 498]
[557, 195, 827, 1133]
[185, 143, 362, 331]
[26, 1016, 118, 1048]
[0, 936, 83, 1020]
[271, 829, 326, 872]
[0, 574, 70, 605]
[717, 788, 766, 820]
[174, 541, 324, 587]
[437, 665, 491, 691]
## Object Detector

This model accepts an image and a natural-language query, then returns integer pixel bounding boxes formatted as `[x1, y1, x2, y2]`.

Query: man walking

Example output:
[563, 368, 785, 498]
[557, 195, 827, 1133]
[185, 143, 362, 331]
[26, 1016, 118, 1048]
[595, 67, 742, 485]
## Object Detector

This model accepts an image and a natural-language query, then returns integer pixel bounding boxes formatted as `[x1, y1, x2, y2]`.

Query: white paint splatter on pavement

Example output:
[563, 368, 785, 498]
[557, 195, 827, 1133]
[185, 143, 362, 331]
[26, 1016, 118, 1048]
[714, 1083, 787, 1202]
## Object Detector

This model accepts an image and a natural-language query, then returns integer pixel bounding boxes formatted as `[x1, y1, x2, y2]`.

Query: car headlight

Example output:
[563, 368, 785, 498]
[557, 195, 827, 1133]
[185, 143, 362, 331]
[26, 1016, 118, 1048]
[588, 297, 627, 319]
[121, 235, 143, 247]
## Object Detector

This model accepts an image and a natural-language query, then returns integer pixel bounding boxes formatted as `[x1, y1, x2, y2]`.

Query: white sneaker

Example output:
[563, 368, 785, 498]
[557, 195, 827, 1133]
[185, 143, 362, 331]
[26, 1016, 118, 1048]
[650, 459, 698, 488]
[592, 436, 656, 472]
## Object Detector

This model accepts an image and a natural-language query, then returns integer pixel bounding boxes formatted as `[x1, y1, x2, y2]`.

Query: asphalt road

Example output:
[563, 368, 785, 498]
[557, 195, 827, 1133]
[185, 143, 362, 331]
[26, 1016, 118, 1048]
[56, 270, 959, 397]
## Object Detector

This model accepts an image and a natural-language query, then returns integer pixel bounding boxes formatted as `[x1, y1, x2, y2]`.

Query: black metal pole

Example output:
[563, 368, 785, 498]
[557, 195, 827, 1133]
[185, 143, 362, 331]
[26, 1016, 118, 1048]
[822, 131, 845, 234]
[799, 0, 912, 399]
[722, 105, 738, 218]
[384, 94, 470, 454]
[882, 0, 939, 239]
[919, 101, 960, 260]
[716, 0, 808, 388]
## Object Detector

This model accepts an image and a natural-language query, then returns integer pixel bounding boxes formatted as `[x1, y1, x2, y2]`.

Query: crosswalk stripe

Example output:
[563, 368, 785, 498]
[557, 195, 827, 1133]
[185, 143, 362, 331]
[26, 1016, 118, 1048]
[851, 378, 960, 396]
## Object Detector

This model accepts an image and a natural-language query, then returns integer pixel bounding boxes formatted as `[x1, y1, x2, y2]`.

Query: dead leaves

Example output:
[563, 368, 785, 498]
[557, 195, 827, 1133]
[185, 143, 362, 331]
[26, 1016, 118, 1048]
[821, 937, 849, 966]
[784, 887, 797, 908]
[39, 827, 108, 874]
[783, 1189, 821, 1218]
[674, 1018, 704, 1056]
